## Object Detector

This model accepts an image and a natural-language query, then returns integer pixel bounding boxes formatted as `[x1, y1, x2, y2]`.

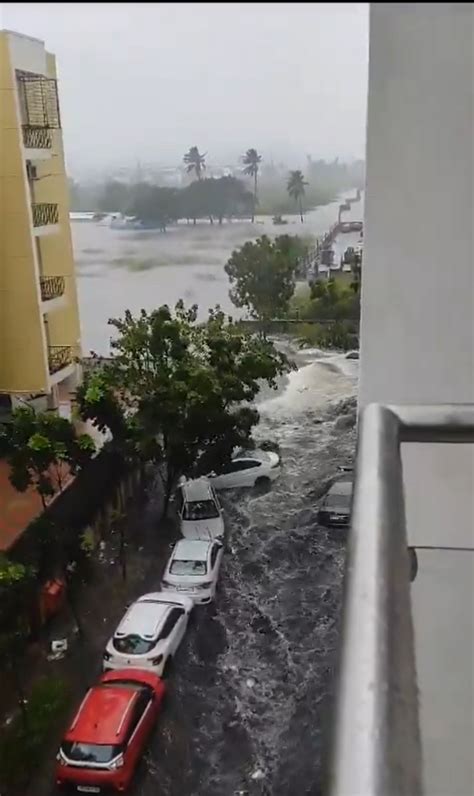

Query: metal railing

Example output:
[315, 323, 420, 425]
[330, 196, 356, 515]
[22, 125, 52, 149]
[40, 276, 65, 302]
[329, 403, 474, 796]
[32, 203, 59, 227]
[16, 71, 61, 128]
[48, 346, 72, 374]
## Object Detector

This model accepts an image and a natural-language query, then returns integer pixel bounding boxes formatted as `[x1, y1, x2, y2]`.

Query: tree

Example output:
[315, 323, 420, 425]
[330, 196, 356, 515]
[242, 148, 263, 222]
[287, 170, 309, 222]
[0, 556, 36, 725]
[225, 235, 298, 332]
[127, 184, 180, 231]
[79, 303, 292, 512]
[97, 180, 130, 213]
[183, 146, 206, 181]
[1, 408, 95, 509]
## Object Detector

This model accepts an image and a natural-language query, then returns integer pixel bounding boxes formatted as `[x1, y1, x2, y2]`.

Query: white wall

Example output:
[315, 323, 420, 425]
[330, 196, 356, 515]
[360, 4, 473, 794]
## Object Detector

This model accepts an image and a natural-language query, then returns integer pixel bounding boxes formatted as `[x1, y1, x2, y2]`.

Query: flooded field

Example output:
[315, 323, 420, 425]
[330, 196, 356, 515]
[73, 194, 364, 354]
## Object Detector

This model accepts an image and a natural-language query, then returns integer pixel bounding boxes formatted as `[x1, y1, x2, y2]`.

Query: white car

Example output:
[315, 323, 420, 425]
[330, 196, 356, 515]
[208, 448, 281, 490]
[178, 477, 225, 541]
[161, 539, 224, 605]
[102, 592, 193, 677]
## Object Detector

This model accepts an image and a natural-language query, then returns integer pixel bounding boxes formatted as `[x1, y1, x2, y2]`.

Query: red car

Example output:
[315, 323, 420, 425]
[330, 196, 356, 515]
[56, 668, 165, 793]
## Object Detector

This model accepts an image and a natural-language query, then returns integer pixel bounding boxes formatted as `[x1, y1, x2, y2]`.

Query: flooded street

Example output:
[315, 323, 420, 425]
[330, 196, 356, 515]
[73, 194, 364, 354]
[129, 345, 358, 796]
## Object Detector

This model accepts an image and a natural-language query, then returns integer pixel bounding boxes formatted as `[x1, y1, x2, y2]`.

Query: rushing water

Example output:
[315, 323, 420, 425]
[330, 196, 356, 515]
[128, 345, 357, 796]
[73, 193, 364, 355]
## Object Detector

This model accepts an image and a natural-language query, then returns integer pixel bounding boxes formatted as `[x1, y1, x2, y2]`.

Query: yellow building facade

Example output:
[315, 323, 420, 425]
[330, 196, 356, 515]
[0, 29, 82, 414]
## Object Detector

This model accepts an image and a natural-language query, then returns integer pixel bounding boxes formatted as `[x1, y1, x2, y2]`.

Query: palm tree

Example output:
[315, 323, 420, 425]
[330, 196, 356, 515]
[287, 170, 308, 223]
[242, 148, 262, 222]
[183, 146, 206, 181]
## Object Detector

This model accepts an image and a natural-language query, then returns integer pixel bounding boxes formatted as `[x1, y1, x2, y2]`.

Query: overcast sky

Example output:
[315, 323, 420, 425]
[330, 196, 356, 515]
[3, 3, 369, 176]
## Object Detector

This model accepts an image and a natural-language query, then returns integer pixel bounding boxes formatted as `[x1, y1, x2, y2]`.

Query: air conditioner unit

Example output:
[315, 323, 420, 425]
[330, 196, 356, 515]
[26, 162, 38, 181]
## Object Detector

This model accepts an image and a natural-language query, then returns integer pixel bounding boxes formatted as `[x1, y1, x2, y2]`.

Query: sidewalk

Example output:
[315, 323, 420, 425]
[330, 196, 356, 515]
[1, 472, 179, 796]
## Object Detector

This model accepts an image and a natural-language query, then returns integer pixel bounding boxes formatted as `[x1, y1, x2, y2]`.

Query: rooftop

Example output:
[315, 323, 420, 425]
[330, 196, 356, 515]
[66, 685, 137, 744]
[173, 539, 210, 560]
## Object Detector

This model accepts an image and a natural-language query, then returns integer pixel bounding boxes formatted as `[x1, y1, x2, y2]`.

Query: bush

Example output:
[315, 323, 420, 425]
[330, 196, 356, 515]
[295, 321, 356, 351]
[0, 677, 71, 792]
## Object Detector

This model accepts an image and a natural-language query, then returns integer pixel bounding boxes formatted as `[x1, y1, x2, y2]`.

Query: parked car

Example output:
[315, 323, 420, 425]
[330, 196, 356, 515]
[161, 538, 224, 605]
[103, 592, 193, 677]
[317, 477, 353, 527]
[177, 477, 225, 540]
[55, 668, 165, 793]
[208, 448, 281, 490]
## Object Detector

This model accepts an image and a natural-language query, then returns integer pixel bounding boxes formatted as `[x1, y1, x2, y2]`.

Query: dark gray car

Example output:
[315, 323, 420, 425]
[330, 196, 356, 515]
[318, 477, 353, 527]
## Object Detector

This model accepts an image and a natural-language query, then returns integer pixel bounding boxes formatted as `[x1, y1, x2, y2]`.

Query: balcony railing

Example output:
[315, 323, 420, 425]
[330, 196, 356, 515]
[40, 276, 65, 302]
[22, 125, 52, 149]
[32, 203, 59, 227]
[16, 71, 61, 128]
[48, 346, 72, 374]
[328, 403, 474, 796]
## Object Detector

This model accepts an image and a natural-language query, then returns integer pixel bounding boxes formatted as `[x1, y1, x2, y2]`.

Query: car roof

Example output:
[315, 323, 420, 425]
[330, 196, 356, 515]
[181, 477, 213, 501]
[329, 478, 353, 496]
[115, 596, 176, 641]
[172, 539, 211, 560]
[66, 684, 138, 745]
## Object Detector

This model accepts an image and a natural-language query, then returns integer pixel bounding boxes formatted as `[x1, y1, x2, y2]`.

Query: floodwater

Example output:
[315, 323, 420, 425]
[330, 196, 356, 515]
[73, 193, 364, 355]
[129, 343, 358, 796]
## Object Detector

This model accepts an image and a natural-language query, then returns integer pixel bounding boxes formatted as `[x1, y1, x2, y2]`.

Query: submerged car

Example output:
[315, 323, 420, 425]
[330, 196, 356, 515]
[56, 668, 165, 793]
[103, 592, 193, 677]
[161, 538, 224, 605]
[318, 477, 353, 527]
[208, 448, 281, 490]
[177, 477, 225, 541]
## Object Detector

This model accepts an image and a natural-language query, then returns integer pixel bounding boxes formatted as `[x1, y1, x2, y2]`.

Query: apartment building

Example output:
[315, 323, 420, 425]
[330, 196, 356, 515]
[0, 29, 82, 418]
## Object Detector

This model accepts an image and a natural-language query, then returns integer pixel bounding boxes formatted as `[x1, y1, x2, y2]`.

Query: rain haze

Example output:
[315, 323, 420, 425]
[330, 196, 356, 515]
[2, 2, 369, 175]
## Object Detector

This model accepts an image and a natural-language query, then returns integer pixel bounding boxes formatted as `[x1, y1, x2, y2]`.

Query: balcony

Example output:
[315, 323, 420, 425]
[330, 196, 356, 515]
[40, 275, 65, 302]
[22, 125, 52, 151]
[48, 346, 72, 375]
[32, 203, 59, 235]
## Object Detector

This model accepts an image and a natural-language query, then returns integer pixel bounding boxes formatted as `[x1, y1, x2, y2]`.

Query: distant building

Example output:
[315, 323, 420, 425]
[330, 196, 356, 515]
[0, 30, 82, 415]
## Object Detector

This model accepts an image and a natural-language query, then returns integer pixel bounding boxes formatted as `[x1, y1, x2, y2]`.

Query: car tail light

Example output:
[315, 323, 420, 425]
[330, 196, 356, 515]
[103, 650, 112, 661]
[56, 749, 67, 766]
[148, 654, 163, 665]
[161, 580, 175, 589]
[109, 753, 125, 770]
[199, 581, 213, 589]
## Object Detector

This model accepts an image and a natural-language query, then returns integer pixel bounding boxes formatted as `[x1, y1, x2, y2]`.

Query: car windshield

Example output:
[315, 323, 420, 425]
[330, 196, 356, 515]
[113, 634, 155, 655]
[61, 741, 123, 764]
[183, 500, 219, 520]
[326, 493, 352, 509]
[170, 559, 207, 575]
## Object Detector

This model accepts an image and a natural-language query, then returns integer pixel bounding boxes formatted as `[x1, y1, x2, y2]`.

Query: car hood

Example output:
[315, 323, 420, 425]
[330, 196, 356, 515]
[181, 517, 224, 540]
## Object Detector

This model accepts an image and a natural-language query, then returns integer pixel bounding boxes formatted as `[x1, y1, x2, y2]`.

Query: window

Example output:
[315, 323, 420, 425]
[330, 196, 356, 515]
[124, 690, 152, 743]
[113, 634, 155, 655]
[183, 499, 220, 520]
[232, 460, 260, 472]
[61, 742, 123, 764]
[176, 489, 184, 515]
[210, 544, 220, 569]
[170, 559, 207, 576]
[156, 607, 184, 641]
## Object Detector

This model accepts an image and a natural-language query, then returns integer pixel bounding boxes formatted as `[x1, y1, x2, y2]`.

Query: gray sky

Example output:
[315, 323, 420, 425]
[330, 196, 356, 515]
[3, 2, 369, 176]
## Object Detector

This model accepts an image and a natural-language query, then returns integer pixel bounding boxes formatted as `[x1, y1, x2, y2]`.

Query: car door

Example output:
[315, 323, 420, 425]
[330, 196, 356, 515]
[160, 606, 187, 656]
[233, 459, 262, 487]
[124, 688, 154, 773]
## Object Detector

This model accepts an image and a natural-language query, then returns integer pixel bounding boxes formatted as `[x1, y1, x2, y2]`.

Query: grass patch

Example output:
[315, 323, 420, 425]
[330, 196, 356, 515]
[0, 677, 71, 792]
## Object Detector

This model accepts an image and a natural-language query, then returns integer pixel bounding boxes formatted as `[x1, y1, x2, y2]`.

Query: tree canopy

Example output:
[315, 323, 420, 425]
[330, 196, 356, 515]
[77, 302, 292, 506]
[287, 170, 309, 222]
[0, 408, 95, 508]
[183, 146, 206, 180]
[224, 235, 302, 328]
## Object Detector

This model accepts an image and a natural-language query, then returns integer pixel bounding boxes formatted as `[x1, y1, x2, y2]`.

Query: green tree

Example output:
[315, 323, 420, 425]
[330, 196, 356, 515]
[287, 170, 309, 222]
[0, 556, 36, 724]
[79, 303, 291, 511]
[97, 180, 130, 213]
[1, 408, 95, 509]
[183, 146, 206, 181]
[225, 235, 298, 332]
[242, 148, 263, 222]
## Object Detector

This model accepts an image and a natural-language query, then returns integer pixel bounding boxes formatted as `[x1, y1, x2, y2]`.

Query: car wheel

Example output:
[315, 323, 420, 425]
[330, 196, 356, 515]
[255, 476, 271, 490]
[162, 656, 174, 678]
